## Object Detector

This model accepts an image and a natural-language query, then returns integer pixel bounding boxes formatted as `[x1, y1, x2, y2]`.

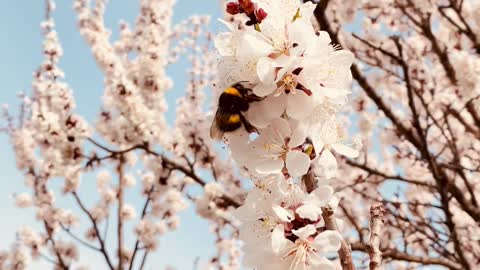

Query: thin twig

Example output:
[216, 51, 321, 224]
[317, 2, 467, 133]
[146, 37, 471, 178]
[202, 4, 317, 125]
[72, 192, 115, 270]
[86, 138, 242, 208]
[139, 251, 149, 270]
[128, 187, 154, 270]
[117, 161, 125, 270]
[60, 223, 100, 251]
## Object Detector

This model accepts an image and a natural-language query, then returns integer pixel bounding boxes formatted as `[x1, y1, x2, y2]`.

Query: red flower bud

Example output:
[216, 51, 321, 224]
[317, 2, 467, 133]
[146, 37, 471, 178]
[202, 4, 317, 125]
[255, 8, 268, 23]
[226, 2, 240, 15]
[239, 0, 255, 14]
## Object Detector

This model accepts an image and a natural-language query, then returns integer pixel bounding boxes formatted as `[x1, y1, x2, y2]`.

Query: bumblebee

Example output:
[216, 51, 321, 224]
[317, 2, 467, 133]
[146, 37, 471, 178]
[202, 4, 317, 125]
[210, 83, 262, 139]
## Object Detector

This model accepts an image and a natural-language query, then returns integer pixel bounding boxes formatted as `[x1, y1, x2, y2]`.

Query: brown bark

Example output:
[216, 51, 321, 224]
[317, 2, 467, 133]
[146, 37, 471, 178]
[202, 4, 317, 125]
[366, 204, 385, 270]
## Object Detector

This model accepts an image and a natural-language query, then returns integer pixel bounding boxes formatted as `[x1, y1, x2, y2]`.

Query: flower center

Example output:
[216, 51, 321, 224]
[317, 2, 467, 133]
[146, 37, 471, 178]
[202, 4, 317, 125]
[275, 73, 298, 96]
[282, 75, 297, 90]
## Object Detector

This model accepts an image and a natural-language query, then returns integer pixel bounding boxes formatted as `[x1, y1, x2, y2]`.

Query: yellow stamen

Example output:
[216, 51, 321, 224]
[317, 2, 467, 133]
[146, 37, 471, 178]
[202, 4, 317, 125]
[292, 8, 301, 22]
[305, 145, 314, 156]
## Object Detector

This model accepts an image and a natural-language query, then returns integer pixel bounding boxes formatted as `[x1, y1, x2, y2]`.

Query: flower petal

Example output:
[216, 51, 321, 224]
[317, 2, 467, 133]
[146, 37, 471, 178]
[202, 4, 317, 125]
[288, 20, 315, 54]
[286, 91, 315, 120]
[296, 203, 322, 221]
[246, 95, 286, 128]
[272, 205, 294, 222]
[321, 86, 350, 100]
[292, 224, 316, 240]
[253, 83, 276, 97]
[336, 218, 345, 232]
[318, 150, 338, 179]
[288, 123, 308, 147]
[332, 50, 354, 68]
[256, 159, 284, 174]
[270, 117, 292, 138]
[257, 57, 277, 83]
[299, 2, 316, 21]
[326, 195, 340, 211]
[311, 136, 325, 156]
[272, 224, 288, 254]
[310, 257, 336, 270]
[237, 32, 274, 60]
[313, 230, 343, 253]
[332, 143, 359, 158]
[286, 151, 310, 177]
[214, 32, 236, 56]
[226, 129, 250, 166]
[311, 185, 334, 205]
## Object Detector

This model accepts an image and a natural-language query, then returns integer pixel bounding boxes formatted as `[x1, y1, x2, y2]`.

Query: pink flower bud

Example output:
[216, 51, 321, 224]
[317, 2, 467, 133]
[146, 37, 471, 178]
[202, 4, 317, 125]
[256, 8, 268, 23]
[239, 0, 254, 13]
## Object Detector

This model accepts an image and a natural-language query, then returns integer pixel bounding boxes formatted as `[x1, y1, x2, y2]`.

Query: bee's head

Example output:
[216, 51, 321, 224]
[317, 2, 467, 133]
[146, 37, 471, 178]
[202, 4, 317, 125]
[231, 82, 252, 96]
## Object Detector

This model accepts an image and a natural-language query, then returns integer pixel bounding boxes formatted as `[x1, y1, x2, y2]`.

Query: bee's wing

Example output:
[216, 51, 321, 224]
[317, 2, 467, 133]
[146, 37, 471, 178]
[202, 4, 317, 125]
[210, 111, 225, 140]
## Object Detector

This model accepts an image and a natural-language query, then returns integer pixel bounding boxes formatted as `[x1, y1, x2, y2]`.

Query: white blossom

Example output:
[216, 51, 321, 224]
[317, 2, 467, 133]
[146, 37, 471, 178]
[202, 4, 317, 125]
[15, 193, 32, 208]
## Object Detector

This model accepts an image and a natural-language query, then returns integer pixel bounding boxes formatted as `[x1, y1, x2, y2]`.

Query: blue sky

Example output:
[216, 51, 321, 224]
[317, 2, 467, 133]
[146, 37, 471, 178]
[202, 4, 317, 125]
[0, 1, 230, 269]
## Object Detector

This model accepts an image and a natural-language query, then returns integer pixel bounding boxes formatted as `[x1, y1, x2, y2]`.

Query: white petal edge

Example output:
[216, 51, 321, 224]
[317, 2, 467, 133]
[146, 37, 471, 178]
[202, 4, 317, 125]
[256, 159, 284, 175]
[272, 224, 288, 254]
[296, 203, 322, 221]
[332, 143, 359, 158]
[318, 150, 338, 179]
[292, 224, 316, 240]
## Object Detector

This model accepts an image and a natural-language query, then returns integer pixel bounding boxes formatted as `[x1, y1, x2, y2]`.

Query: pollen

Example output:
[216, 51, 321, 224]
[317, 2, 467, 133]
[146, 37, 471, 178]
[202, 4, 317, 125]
[292, 8, 301, 22]
[260, 217, 271, 229]
[283, 75, 295, 88]
[275, 74, 299, 95]
[228, 114, 241, 123]
[305, 145, 314, 156]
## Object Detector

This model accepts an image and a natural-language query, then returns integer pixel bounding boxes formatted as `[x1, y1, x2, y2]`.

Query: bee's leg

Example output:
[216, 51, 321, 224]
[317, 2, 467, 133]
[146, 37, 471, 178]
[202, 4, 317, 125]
[245, 94, 264, 102]
[240, 114, 258, 134]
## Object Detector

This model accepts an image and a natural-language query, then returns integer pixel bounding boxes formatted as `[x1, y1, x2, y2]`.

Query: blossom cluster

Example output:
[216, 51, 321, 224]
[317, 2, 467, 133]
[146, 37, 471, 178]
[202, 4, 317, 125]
[1, 0, 225, 268]
[213, 0, 358, 269]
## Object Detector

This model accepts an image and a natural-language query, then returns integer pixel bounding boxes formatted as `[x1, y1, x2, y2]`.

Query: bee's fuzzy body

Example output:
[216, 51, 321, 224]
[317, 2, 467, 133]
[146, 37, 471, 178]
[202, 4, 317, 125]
[210, 83, 260, 139]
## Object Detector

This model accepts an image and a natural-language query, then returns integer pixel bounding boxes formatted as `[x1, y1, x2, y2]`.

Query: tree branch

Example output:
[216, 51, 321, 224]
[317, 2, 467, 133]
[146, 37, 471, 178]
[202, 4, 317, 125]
[86, 139, 242, 208]
[322, 205, 355, 270]
[351, 242, 462, 270]
[128, 187, 154, 270]
[366, 204, 385, 270]
[72, 192, 115, 270]
[43, 222, 69, 270]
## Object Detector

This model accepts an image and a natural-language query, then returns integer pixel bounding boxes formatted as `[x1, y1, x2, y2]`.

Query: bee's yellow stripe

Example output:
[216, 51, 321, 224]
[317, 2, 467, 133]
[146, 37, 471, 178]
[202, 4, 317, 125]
[228, 114, 241, 124]
[224, 87, 242, 97]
